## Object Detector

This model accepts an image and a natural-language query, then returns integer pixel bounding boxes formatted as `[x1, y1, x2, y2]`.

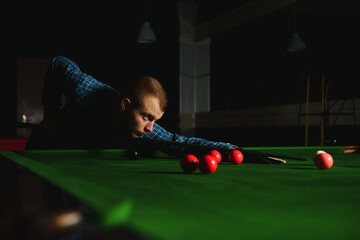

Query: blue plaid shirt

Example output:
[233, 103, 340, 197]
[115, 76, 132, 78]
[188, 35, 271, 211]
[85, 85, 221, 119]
[42, 56, 237, 154]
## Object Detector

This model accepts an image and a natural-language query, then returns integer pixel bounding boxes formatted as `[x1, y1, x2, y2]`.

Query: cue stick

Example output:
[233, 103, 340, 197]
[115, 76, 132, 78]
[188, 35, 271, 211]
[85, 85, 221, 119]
[305, 75, 310, 146]
[267, 157, 286, 164]
[18, 123, 306, 161]
[74, 132, 303, 162]
[255, 152, 306, 161]
[137, 138, 307, 161]
[344, 146, 360, 154]
[320, 74, 325, 146]
[324, 81, 330, 124]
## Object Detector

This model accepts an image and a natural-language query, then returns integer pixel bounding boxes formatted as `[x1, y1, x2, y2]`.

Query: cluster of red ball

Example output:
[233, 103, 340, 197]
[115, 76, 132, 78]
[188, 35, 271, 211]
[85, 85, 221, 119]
[180, 149, 244, 174]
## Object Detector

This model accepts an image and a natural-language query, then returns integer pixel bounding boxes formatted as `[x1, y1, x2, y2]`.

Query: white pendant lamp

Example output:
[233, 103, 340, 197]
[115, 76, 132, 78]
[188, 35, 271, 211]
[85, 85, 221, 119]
[137, 0, 156, 43]
[287, 6, 306, 52]
[287, 32, 306, 52]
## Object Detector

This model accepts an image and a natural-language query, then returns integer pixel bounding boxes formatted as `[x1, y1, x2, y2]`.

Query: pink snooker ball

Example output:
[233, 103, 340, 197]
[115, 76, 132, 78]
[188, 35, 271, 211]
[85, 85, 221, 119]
[314, 152, 334, 170]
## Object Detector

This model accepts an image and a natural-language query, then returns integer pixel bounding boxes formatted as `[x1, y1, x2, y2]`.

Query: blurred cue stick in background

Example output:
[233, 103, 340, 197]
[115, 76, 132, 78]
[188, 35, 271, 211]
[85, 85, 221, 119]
[344, 146, 360, 154]
[305, 75, 310, 146]
[320, 75, 325, 146]
[320, 74, 330, 146]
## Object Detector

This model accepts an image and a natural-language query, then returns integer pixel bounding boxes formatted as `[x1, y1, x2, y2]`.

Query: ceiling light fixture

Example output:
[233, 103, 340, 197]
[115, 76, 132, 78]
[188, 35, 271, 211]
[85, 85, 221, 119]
[287, 6, 306, 52]
[137, 0, 156, 43]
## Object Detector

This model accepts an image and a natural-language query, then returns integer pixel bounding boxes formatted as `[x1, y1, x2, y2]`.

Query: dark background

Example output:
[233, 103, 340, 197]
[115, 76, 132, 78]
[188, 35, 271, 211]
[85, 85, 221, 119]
[1, 0, 359, 145]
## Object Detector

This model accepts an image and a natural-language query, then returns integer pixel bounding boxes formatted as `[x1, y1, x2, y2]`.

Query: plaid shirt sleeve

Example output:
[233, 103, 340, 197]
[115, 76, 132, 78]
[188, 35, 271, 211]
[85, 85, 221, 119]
[143, 122, 238, 155]
[42, 56, 118, 117]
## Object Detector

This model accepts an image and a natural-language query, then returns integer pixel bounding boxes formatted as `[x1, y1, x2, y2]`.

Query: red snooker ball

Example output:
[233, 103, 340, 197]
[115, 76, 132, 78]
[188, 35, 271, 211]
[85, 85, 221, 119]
[228, 149, 244, 164]
[209, 149, 222, 164]
[199, 154, 218, 174]
[314, 152, 334, 170]
[180, 154, 199, 173]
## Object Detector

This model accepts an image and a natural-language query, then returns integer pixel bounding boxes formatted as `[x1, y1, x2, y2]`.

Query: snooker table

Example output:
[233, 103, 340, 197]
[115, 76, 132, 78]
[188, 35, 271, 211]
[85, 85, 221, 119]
[1, 146, 360, 240]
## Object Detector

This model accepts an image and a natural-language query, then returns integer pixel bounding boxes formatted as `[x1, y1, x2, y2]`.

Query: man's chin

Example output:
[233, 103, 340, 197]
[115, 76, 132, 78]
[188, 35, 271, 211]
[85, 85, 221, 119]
[130, 133, 144, 138]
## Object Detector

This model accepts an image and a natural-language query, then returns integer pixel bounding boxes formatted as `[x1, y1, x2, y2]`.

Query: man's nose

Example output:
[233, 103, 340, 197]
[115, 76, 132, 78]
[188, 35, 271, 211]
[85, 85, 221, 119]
[145, 121, 154, 132]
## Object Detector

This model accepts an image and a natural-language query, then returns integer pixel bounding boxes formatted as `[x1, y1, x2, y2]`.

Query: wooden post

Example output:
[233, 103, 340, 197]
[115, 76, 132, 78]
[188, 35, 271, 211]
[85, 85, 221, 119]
[320, 75, 325, 146]
[305, 76, 310, 146]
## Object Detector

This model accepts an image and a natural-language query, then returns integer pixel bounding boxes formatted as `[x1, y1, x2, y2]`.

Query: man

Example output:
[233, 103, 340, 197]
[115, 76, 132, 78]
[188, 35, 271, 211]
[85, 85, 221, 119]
[26, 56, 238, 157]
[26, 56, 286, 163]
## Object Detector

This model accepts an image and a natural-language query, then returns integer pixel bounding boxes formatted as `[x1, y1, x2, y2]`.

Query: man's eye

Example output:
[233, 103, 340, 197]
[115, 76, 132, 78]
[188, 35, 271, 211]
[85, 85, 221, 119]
[143, 115, 149, 121]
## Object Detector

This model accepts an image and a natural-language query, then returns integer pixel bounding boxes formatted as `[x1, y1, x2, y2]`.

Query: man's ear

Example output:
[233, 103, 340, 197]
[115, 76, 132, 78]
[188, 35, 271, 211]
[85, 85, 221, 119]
[120, 98, 131, 111]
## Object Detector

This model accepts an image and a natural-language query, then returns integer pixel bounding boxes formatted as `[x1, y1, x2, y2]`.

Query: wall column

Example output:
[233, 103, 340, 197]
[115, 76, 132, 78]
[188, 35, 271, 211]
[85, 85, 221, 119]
[177, 1, 211, 135]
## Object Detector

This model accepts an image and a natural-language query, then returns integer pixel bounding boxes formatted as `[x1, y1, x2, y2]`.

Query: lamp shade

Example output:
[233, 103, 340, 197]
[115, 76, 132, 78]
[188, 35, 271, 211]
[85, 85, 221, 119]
[287, 32, 306, 52]
[137, 22, 156, 43]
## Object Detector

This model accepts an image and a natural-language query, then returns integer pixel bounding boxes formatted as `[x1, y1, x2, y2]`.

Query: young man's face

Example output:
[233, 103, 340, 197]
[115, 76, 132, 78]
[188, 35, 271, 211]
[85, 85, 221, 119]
[127, 95, 164, 138]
